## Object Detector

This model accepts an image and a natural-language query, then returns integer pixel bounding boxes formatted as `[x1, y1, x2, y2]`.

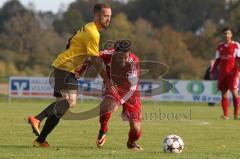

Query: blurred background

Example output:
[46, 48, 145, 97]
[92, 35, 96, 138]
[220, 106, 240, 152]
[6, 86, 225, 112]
[0, 0, 240, 80]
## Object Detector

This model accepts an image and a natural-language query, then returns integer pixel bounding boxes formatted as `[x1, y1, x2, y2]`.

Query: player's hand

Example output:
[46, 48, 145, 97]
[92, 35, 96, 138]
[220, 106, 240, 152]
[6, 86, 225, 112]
[75, 72, 81, 79]
[105, 79, 118, 93]
[74, 66, 81, 79]
[74, 62, 90, 79]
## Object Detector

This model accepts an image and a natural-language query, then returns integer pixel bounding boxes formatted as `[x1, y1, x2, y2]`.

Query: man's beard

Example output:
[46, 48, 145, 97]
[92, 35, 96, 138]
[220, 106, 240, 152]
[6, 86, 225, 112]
[100, 22, 110, 29]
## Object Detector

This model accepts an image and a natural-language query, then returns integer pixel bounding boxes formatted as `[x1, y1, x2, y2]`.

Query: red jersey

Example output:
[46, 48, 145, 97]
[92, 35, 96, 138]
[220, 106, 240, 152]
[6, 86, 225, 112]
[212, 41, 240, 77]
[100, 49, 140, 104]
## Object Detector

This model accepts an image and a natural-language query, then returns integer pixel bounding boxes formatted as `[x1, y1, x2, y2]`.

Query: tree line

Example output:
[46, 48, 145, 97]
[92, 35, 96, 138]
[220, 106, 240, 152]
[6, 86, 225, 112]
[0, 0, 240, 79]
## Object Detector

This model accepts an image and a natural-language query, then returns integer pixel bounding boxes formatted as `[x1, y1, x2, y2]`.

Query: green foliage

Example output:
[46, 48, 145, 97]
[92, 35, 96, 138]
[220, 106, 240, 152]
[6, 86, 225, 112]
[123, 0, 227, 32]
[53, 9, 85, 34]
[101, 13, 135, 43]
[227, 1, 240, 41]
[0, 11, 43, 53]
[0, 60, 18, 76]
[0, 1, 65, 76]
[0, 0, 26, 33]
[156, 26, 206, 79]
[184, 20, 219, 60]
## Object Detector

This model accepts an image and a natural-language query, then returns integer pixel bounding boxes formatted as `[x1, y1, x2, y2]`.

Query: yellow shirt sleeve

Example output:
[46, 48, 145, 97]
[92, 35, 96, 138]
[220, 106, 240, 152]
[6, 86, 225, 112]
[85, 32, 99, 56]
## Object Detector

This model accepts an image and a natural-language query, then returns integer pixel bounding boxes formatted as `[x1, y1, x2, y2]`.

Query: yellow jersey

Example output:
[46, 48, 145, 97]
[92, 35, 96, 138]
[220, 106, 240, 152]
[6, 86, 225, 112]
[52, 22, 100, 73]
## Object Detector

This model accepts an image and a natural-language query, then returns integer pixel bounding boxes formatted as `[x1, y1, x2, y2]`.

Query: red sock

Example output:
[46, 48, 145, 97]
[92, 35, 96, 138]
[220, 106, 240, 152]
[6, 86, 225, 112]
[221, 97, 229, 117]
[233, 97, 239, 117]
[99, 112, 111, 133]
[128, 129, 141, 145]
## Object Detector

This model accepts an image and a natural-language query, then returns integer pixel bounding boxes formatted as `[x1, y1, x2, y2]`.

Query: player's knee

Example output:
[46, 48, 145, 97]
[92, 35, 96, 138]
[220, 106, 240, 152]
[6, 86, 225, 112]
[61, 95, 77, 108]
[112, 106, 118, 112]
[69, 99, 77, 107]
[133, 126, 141, 133]
[232, 90, 239, 98]
[130, 122, 141, 132]
[100, 97, 118, 114]
[221, 91, 228, 98]
[53, 99, 70, 118]
[233, 94, 238, 99]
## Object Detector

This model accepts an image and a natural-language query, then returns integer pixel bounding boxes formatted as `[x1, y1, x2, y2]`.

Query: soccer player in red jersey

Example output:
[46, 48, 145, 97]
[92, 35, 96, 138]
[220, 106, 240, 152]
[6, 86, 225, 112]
[76, 40, 143, 150]
[210, 27, 240, 120]
[98, 40, 142, 150]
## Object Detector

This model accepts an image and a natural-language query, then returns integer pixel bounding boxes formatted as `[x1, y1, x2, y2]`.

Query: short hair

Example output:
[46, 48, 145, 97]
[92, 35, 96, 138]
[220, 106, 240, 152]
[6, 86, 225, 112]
[222, 27, 233, 33]
[94, 2, 111, 14]
[115, 40, 132, 52]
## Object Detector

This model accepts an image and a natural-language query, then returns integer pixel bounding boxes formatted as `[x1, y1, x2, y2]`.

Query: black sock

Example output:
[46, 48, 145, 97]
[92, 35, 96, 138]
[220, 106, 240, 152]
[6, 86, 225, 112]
[35, 102, 56, 121]
[36, 99, 70, 143]
[36, 115, 59, 143]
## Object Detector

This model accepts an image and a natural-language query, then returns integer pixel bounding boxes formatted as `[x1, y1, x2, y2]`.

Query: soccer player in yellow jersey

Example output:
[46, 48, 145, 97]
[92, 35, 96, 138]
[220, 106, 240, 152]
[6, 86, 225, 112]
[27, 2, 112, 147]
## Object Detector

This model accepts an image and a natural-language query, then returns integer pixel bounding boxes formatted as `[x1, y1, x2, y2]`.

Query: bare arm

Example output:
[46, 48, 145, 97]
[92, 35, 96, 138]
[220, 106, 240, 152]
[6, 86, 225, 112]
[88, 56, 109, 81]
[75, 60, 92, 78]
[75, 56, 109, 81]
[236, 43, 240, 68]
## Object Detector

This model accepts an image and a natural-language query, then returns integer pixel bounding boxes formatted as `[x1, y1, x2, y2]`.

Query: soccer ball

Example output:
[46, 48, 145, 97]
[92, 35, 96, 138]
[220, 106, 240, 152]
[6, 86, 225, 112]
[162, 135, 184, 153]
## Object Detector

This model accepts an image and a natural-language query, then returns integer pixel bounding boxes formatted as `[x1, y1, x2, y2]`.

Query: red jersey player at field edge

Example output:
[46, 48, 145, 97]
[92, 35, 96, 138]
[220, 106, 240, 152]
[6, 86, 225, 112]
[75, 40, 143, 150]
[210, 27, 240, 120]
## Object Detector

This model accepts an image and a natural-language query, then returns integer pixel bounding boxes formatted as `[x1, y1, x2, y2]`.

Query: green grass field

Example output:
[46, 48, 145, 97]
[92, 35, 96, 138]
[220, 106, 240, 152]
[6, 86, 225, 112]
[0, 98, 240, 159]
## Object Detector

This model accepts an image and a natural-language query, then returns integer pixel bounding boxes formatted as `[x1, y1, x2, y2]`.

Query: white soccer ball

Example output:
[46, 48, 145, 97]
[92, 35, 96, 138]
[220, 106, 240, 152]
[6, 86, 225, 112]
[162, 135, 184, 153]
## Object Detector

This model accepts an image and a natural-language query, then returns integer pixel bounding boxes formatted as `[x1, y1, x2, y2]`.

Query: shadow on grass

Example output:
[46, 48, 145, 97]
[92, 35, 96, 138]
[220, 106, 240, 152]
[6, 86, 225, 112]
[0, 144, 117, 150]
[0, 145, 32, 149]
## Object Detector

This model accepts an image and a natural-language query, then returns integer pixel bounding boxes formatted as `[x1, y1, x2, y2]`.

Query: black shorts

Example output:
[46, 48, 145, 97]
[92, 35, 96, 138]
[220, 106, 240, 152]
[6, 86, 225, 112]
[51, 68, 78, 97]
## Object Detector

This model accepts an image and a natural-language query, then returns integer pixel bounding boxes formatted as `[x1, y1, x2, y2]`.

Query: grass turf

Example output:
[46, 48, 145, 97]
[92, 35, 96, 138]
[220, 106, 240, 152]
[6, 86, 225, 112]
[0, 99, 239, 159]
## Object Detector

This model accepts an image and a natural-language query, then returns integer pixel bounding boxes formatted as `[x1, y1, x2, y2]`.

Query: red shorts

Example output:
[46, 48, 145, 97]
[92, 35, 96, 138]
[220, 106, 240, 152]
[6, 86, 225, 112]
[103, 88, 141, 122]
[121, 96, 141, 122]
[217, 75, 239, 91]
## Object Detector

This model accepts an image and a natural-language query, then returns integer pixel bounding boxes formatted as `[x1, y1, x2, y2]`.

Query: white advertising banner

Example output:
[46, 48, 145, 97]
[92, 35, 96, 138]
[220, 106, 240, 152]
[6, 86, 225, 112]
[9, 77, 223, 103]
[153, 80, 222, 103]
[9, 76, 102, 99]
